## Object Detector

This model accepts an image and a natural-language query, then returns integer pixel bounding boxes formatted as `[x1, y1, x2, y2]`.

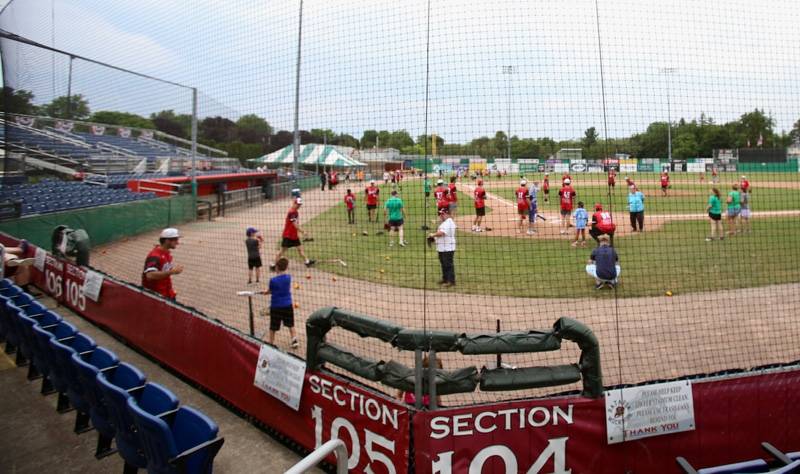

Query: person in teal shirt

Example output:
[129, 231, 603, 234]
[627, 185, 645, 232]
[384, 190, 407, 247]
[423, 176, 432, 200]
[706, 187, 723, 241]
[726, 183, 741, 235]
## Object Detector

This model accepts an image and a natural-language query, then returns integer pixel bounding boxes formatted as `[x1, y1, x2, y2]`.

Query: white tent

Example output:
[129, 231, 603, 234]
[250, 144, 366, 168]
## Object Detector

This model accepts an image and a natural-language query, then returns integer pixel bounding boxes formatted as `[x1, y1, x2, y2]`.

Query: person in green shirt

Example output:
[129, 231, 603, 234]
[726, 183, 741, 235]
[705, 187, 723, 241]
[384, 190, 407, 247]
[423, 176, 432, 206]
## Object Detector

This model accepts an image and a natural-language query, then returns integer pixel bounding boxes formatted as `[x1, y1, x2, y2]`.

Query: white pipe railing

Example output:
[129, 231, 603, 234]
[284, 439, 348, 474]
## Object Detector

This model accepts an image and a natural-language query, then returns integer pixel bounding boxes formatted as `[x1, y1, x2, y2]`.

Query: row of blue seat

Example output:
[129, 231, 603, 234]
[0, 181, 158, 216]
[677, 443, 800, 473]
[0, 280, 225, 473]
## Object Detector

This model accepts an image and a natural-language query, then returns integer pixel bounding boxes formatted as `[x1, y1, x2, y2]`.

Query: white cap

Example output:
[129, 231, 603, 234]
[520, 179, 527, 185]
[160, 228, 180, 239]
[370, 180, 375, 185]
[437, 179, 444, 184]
[741, 175, 746, 179]
[564, 178, 571, 184]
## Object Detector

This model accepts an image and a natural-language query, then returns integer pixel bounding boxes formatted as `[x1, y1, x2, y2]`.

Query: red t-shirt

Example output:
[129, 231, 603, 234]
[344, 194, 355, 210]
[516, 187, 529, 211]
[447, 183, 457, 202]
[542, 178, 550, 191]
[283, 209, 299, 240]
[661, 175, 669, 187]
[434, 187, 449, 209]
[559, 185, 576, 211]
[474, 187, 486, 209]
[741, 180, 750, 192]
[365, 186, 379, 205]
[608, 172, 616, 185]
[593, 210, 616, 233]
[142, 246, 176, 299]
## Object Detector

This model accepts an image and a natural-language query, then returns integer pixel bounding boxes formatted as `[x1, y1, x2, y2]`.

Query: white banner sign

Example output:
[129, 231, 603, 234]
[140, 130, 154, 140]
[605, 380, 695, 444]
[687, 163, 706, 173]
[620, 163, 638, 173]
[554, 162, 570, 173]
[118, 127, 132, 138]
[253, 344, 306, 411]
[82, 270, 104, 302]
[55, 120, 74, 133]
[34, 247, 47, 271]
[91, 125, 106, 136]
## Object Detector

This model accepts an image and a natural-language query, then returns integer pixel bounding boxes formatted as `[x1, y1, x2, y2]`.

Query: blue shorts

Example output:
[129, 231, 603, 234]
[528, 205, 537, 219]
[576, 224, 586, 230]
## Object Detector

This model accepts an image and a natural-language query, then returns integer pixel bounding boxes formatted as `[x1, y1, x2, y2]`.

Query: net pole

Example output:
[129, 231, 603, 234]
[292, 0, 304, 182]
[66, 56, 73, 119]
[191, 87, 198, 198]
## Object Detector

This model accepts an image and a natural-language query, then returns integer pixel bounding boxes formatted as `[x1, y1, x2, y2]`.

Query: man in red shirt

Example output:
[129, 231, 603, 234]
[542, 174, 550, 202]
[447, 176, 458, 216]
[472, 179, 487, 232]
[515, 179, 530, 234]
[344, 189, 356, 224]
[365, 181, 380, 223]
[589, 203, 616, 247]
[558, 178, 576, 235]
[434, 179, 449, 212]
[660, 171, 670, 196]
[142, 228, 184, 300]
[271, 198, 315, 270]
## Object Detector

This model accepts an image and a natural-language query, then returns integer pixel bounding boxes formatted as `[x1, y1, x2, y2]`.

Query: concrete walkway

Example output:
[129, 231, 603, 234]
[0, 295, 321, 473]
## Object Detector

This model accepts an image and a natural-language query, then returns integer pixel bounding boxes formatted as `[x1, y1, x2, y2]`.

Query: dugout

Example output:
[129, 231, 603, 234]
[126, 171, 277, 198]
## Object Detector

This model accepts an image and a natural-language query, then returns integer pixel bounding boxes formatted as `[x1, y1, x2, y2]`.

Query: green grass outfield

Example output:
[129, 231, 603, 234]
[302, 179, 800, 298]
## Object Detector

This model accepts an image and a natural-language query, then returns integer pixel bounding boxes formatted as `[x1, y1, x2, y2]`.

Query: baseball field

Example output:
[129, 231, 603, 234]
[90, 172, 800, 404]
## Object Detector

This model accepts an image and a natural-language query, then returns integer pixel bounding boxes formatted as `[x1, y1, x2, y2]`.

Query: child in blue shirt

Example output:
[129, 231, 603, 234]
[572, 201, 588, 247]
[260, 257, 299, 349]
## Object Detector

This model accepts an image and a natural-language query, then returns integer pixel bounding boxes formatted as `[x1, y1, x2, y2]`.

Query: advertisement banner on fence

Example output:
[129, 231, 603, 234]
[554, 162, 570, 173]
[619, 163, 637, 173]
[687, 163, 706, 172]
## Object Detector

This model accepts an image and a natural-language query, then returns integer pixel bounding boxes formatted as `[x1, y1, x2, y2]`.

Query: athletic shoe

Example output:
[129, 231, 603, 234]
[305, 260, 316, 267]
[389, 241, 394, 247]
[705, 237, 713, 242]
[437, 280, 447, 285]
[442, 282, 454, 288]
[580, 241, 587, 247]
[527, 230, 535, 235]
[399, 241, 407, 247]
[291, 338, 300, 349]
[570, 241, 578, 247]
[476, 227, 483, 232]
[594, 282, 605, 290]
[560, 230, 567, 235]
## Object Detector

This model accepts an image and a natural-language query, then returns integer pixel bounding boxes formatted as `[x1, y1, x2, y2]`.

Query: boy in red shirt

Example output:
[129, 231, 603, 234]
[558, 178, 576, 235]
[472, 179, 486, 232]
[365, 181, 380, 223]
[542, 174, 550, 202]
[515, 179, 530, 234]
[608, 169, 616, 189]
[344, 189, 356, 224]
[447, 176, 458, 216]
[660, 171, 670, 196]
[589, 203, 616, 247]
[740, 175, 750, 193]
[271, 198, 315, 270]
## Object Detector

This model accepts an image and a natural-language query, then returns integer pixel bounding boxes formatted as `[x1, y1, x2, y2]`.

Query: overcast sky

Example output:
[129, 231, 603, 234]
[1, 0, 798, 142]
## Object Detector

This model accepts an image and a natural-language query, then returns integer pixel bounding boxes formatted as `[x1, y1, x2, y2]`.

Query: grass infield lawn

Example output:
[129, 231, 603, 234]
[301, 180, 800, 298]
[495, 184, 800, 214]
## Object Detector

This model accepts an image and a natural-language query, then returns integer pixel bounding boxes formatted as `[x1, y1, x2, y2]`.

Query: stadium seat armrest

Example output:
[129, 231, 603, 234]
[762, 442, 793, 465]
[168, 437, 225, 472]
[99, 364, 119, 373]
[79, 350, 93, 356]
[41, 323, 59, 330]
[156, 408, 180, 422]
[126, 384, 147, 394]
[676, 457, 698, 474]
[57, 336, 76, 343]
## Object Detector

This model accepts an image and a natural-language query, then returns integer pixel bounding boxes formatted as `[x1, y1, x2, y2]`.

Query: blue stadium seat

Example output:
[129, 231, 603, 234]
[678, 456, 769, 474]
[72, 347, 121, 458]
[1, 299, 24, 356]
[127, 400, 224, 474]
[52, 336, 97, 431]
[32, 320, 77, 395]
[49, 333, 96, 413]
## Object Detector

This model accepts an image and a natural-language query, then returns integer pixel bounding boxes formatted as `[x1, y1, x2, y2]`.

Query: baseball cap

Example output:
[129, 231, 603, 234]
[520, 179, 527, 185]
[741, 175, 747, 179]
[160, 228, 180, 239]
[370, 180, 375, 185]
[564, 178, 571, 184]
[246, 227, 258, 236]
[594, 203, 603, 210]
[437, 179, 444, 184]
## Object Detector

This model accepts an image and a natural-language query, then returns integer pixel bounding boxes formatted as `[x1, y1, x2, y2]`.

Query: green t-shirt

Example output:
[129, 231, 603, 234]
[708, 194, 722, 214]
[385, 196, 404, 221]
[423, 179, 431, 193]
[727, 190, 740, 210]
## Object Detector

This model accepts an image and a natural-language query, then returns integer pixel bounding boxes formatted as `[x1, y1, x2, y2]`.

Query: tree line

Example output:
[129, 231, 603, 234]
[3, 87, 799, 163]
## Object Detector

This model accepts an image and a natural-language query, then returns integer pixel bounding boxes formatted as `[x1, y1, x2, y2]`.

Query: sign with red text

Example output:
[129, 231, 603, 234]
[605, 380, 695, 444]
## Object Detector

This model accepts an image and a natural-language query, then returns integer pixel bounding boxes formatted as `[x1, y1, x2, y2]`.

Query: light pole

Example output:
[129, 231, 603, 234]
[502, 65, 515, 161]
[660, 67, 677, 162]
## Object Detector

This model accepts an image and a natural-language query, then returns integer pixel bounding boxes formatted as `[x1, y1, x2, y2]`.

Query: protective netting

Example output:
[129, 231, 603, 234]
[2, 0, 800, 406]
